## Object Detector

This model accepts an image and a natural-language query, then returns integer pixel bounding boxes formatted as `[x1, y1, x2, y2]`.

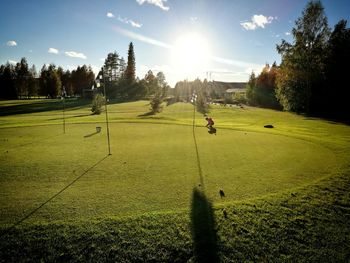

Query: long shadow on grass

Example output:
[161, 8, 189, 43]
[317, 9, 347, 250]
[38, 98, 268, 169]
[0, 99, 91, 116]
[191, 188, 219, 262]
[8, 155, 110, 230]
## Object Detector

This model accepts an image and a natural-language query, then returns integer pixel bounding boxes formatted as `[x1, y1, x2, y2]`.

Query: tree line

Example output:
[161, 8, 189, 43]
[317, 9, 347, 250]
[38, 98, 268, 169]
[0, 42, 170, 110]
[246, 0, 350, 121]
[93, 42, 170, 113]
[0, 58, 95, 99]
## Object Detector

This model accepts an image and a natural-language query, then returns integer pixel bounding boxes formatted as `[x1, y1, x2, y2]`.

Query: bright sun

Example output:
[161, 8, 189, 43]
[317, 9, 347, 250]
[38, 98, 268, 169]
[171, 33, 211, 77]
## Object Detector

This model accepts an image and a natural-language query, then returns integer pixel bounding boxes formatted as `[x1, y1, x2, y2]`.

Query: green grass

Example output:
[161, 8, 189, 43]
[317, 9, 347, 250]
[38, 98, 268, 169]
[0, 99, 349, 262]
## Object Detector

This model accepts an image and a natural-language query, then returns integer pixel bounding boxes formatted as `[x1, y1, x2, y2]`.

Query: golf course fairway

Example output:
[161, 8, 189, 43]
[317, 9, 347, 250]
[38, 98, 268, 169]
[0, 100, 349, 262]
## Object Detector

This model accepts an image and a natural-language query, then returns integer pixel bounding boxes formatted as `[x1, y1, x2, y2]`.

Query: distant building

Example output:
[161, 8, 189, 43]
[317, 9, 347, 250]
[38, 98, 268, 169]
[208, 81, 246, 98]
[171, 80, 247, 102]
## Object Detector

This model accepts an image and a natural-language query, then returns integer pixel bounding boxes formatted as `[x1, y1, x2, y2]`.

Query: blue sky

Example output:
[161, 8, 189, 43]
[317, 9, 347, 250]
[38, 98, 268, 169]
[1, 0, 349, 87]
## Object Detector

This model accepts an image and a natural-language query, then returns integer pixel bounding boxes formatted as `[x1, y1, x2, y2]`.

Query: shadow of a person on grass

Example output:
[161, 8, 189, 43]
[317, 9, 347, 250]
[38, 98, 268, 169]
[191, 188, 219, 262]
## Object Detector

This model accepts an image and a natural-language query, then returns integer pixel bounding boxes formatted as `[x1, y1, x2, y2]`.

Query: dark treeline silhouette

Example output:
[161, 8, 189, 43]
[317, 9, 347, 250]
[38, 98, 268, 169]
[92, 43, 169, 103]
[92, 42, 170, 114]
[0, 42, 170, 108]
[0, 57, 95, 99]
[275, 0, 350, 121]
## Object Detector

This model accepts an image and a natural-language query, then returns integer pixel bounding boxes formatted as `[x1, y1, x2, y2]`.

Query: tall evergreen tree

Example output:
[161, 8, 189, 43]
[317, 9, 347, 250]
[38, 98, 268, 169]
[118, 57, 126, 77]
[28, 64, 38, 98]
[0, 63, 17, 99]
[71, 65, 95, 96]
[39, 64, 61, 98]
[156, 71, 168, 97]
[15, 58, 30, 98]
[125, 42, 136, 84]
[104, 52, 119, 81]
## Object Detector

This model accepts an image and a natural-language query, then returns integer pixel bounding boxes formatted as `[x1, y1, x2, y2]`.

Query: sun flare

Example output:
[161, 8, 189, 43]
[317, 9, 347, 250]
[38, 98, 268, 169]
[171, 33, 211, 77]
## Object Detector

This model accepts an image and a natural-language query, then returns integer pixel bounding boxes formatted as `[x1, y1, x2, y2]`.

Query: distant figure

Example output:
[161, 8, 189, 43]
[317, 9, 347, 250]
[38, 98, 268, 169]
[219, 189, 225, 198]
[205, 117, 214, 128]
[205, 117, 216, 135]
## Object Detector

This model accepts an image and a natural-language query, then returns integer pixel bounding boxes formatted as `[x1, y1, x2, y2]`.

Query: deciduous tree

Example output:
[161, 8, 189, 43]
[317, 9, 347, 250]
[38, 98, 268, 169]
[276, 0, 330, 113]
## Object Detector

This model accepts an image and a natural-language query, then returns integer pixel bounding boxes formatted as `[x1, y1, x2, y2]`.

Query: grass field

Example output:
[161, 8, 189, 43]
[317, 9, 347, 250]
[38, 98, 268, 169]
[0, 99, 350, 262]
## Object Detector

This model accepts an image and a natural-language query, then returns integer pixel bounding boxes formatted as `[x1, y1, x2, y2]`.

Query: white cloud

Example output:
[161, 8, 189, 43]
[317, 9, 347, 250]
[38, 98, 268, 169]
[136, 0, 169, 11]
[107, 12, 115, 18]
[285, 32, 291, 36]
[241, 21, 257, 30]
[190, 16, 198, 22]
[8, 60, 17, 64]
[113, 26, 172, 49]
[118, 16, 143, 28]
[129, 20, 142, 28]
[48, 48, 59, 54]
[6, 40, 17, 46]
[241, 14, 274, 30]
[65, 51, 87, 59]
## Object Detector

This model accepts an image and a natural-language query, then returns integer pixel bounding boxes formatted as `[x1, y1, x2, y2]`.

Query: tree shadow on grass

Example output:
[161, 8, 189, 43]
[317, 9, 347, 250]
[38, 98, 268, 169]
[138, 111, 155, 117]
[0, 99, 91, 117]
[191, 188, 219, 262]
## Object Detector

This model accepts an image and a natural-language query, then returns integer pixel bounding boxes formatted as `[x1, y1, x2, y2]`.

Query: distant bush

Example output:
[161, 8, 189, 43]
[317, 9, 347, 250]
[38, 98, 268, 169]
[150, 92, 164, 114]
[91, 94, 105, 115]
[233, 93, 247, 104]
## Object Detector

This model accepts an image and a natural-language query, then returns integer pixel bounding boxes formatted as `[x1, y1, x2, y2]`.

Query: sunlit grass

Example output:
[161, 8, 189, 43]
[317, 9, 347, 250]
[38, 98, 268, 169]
[0, 99, 349, 261]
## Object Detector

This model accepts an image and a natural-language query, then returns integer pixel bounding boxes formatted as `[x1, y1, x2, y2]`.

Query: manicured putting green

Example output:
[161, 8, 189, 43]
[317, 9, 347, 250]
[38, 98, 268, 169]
[0, 121, 336, 225]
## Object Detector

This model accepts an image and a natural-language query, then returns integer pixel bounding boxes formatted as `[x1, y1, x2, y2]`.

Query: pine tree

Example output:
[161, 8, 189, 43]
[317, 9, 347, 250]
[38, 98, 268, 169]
[0, 63, 17, 99]
[125, 42, 136, 84]
[15, 58, 30, 98]
[104, 52, 119, 81]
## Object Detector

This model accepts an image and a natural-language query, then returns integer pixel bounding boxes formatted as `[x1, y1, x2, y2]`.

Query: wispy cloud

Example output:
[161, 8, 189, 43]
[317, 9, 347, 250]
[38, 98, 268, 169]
[118, 16, 143, 28]
[129, 20, 142, 28]
[8, 60, 17, 64]
[211, 56, 264, 74]
[106, 12, 115, 18]
[136, 0, 169, 11]
[285, 32, 291, 36]
[190, 16, 198, 22]
[6, 40, 17, 46]
[113, 26, 172, 49]
[241, 15, 274, 30]
[48, 48, 59, 54]
[65, 51, 87, 59]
